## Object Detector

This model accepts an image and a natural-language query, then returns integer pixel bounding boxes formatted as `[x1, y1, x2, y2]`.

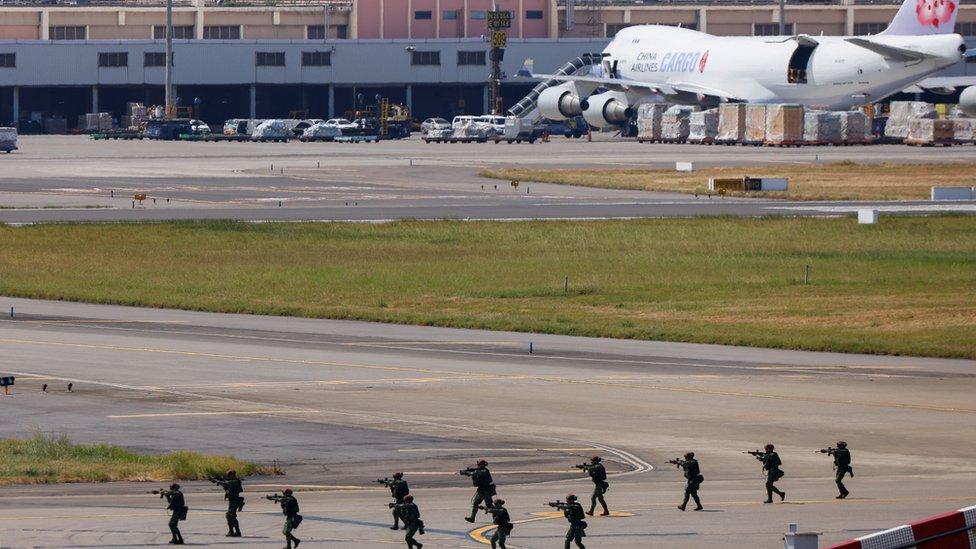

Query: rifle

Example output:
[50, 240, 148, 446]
[207, 474, 226, 485]
[459, 467, 477, 476]
[150, 489, 174, 499]
[744, 450, 767, 459]
[266, 493, 285, 503]
[667, 458, 686, 468]
[818, 447, 838, 455]
[547, 500, 566, 508]
[574, 463, 592, 471]
[375, 477, 393, 486]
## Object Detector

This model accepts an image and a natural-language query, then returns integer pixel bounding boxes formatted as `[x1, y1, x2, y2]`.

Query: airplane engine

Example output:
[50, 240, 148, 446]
[959, 86, 976, 118]
[580, 91, 634, 129]
[537, 84, 584, 121]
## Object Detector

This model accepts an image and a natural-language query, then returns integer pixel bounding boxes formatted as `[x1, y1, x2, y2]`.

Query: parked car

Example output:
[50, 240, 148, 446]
[144, 119, 192, 140]
[189, 119, 211, 134]
[324, 118, 359, 132]
[0, 127, 17, 153]
[476, 115, 507, 134]
[421, 117, 451, 135]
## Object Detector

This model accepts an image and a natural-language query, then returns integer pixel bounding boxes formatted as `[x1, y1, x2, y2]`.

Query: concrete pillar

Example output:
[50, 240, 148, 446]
[405, 84, 413, 114]
[698, 8, 707, 33]
[482, 85, 489, 115]
[549, 0, 558, 39]
[40, 10, 50, 40]
[845, 6, 855, 35]
[435, 0, 441, 38]
[328, 85, 334, 118]
[519, 0, 525, 38]
[12, 87, 20, 126]
[92, 86, 99, 113]
[249, 84, 257, 118]
[349, 2, 358, 39]
[463, 0, 469, 37]
[408, 0, 413, 38]
[196, 9, 205, 39]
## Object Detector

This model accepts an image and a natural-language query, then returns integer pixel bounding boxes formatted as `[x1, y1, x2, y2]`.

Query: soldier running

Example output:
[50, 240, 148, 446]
[481, 498, 513, 549]
[460, 459, 496, 522]
[269, 488, 302, 549]
[754, 443, 786, 503]
[391, 494, 425, 549]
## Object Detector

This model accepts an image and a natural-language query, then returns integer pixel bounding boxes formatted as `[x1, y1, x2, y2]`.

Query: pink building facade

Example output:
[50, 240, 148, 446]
[355, 0, 556, 39]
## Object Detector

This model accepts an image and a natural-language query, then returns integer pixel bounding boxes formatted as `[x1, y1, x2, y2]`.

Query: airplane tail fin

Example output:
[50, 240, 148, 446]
[882, 0, 959, 36]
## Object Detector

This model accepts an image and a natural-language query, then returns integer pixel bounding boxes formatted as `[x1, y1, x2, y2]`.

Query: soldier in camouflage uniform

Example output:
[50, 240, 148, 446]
[213, 469, 244, 537]
[461, 459, 496, 522]
[481, 498, 513, 549]
[383, 472, 411, 529]
[579, 456, 610, 516]
[391, 494, 425, 549]
[554, 494, 587, 549]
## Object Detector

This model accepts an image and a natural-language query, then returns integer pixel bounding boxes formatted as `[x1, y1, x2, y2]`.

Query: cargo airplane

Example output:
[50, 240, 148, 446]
[517, 0, 975, 128]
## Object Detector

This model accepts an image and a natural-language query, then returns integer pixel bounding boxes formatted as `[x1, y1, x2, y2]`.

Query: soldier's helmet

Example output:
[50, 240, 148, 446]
[477, 459, 488, 467]
[684, 452, 695, 459]
[837, 441, 847, 448]
[170, 483, 180, 490]
[226, 469, 237, 478]
[764, 444, 775, 451]
[404, 494, 414, 502]
[283, 488, 293, 495]
[591, 455, 601, 463]
[393, 471, 404, 479]
[566, 494, 578, 502]
[494, 498, 505, 506]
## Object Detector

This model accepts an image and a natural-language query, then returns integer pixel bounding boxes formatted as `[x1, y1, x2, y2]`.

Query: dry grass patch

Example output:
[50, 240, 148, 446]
[0, 433, 268, 485]
[480, 162, 976, 201]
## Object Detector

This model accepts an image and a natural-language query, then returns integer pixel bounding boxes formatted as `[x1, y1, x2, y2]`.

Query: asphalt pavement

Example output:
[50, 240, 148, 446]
[0, 297, 973, 548]
[1, 135, 974, 223]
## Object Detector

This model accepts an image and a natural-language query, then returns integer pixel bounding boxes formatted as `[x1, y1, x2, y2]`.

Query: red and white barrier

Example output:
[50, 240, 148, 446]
[826, 504, 976, 549]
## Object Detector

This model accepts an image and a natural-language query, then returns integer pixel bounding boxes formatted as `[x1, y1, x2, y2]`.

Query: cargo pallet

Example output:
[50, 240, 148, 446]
[335, 135, 379, 143]
[905, 140, 955, 147]
[763, 141, 803, 147]
[179, 134, 250, 142]
[298, 136, 338, 143]
[90, 131, 143, 140]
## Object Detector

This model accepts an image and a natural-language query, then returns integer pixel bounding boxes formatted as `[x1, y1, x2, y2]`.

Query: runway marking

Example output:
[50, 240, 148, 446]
[106, 410, 323, 419]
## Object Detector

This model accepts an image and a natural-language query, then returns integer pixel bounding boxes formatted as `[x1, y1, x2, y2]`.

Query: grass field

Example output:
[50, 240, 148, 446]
[0, 433, 266, 485]
[480, 162, 976, 201]
[0, 218, 974, 358]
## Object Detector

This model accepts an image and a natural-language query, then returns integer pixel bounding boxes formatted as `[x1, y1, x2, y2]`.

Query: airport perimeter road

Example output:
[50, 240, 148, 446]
[1, 135, 975, 223]
[1, 297, 974, 548]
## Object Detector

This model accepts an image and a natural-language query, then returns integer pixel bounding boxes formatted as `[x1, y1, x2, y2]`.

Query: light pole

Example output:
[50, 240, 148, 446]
[164, 0, 174, 118]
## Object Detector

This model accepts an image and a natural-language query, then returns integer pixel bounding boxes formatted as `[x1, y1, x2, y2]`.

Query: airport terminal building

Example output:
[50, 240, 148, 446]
[1, 0, 975, 127]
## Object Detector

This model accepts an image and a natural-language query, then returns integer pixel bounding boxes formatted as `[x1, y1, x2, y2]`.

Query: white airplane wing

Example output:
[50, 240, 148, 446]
[524, 70, 741, 100]
[844, 37, 935, 62]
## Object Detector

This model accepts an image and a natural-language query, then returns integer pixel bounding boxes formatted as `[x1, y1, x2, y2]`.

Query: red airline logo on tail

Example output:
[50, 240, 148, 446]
[916, 0, 956, 28]
[699, 50, 709, 73]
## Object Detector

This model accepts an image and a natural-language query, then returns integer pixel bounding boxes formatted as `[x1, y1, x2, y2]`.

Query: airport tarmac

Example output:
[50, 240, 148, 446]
[1, 297, 974, 548]
[1, 135, 975, 223]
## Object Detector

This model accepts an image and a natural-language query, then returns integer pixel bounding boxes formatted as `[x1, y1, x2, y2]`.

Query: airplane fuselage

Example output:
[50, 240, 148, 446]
[604, 25, 965, 110]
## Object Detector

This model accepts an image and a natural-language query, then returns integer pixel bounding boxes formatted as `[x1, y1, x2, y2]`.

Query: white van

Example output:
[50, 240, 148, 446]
[452, 115, 478, 130]
[477, 115, 506, 134]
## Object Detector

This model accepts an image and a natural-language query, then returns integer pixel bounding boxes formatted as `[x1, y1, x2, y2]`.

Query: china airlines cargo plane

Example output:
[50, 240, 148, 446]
[515, 0, 975, 128]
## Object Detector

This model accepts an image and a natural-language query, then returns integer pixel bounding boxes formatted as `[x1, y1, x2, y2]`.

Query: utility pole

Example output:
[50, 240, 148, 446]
[164, 0, 174, 118]
[487, 7, 510, 115]
[778, 0, 786, 35]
